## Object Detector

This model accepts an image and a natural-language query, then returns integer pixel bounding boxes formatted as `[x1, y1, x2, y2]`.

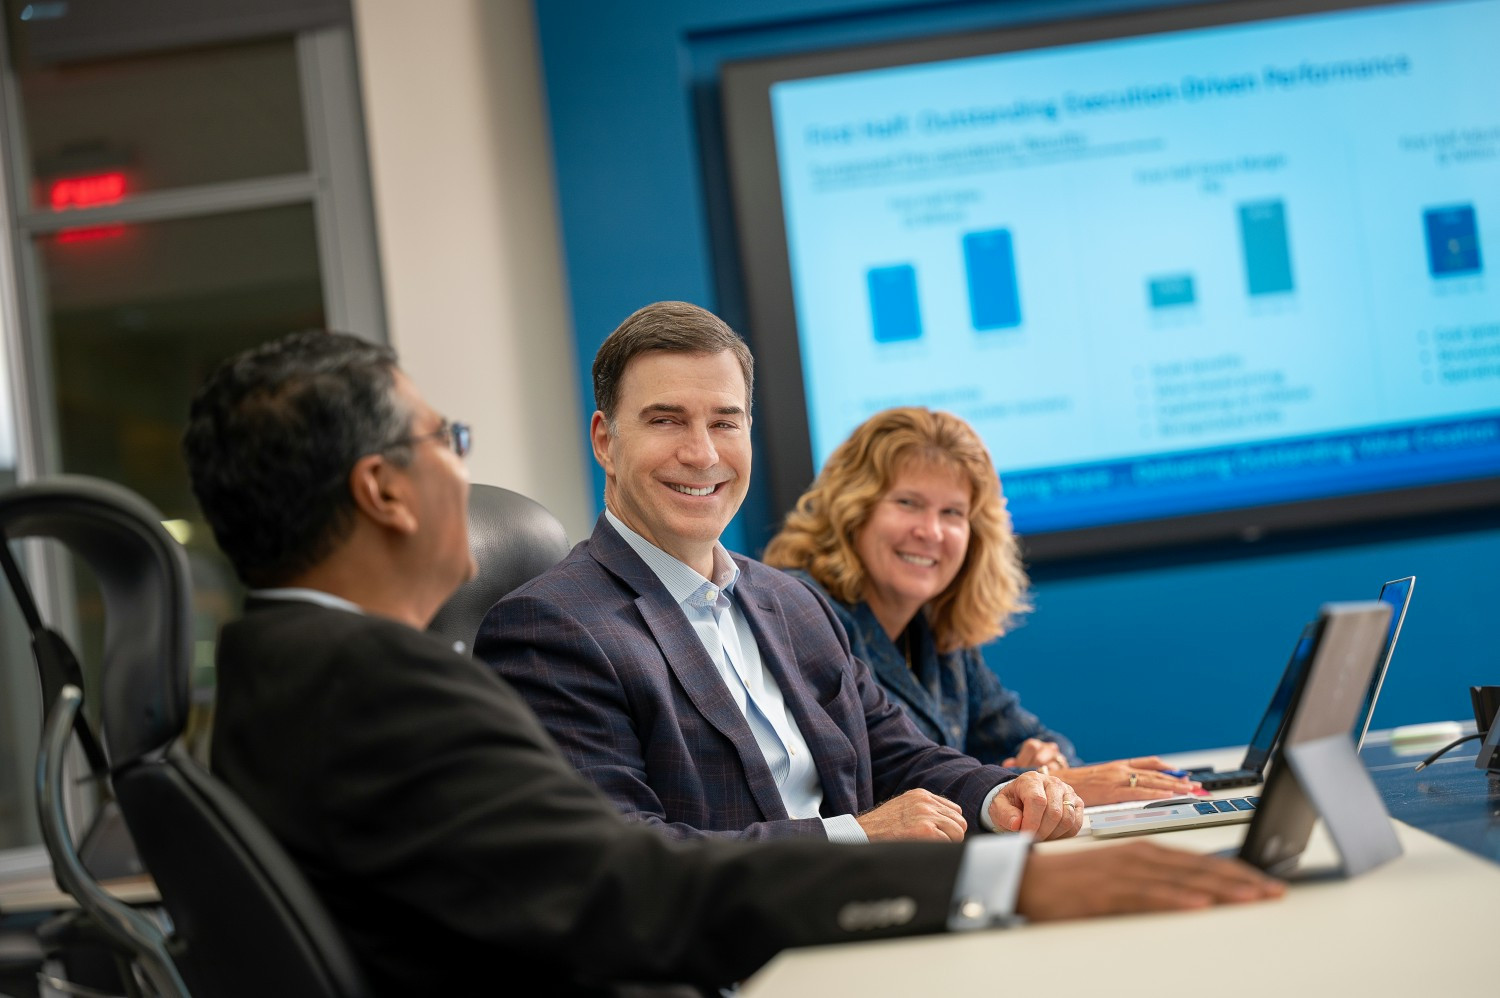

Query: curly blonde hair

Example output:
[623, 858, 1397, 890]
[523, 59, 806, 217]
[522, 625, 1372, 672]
[763, 407, 1030, 653]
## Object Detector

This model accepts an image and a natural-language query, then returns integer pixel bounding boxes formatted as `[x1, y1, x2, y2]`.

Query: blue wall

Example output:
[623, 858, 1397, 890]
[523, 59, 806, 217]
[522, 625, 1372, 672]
[533, 0, 1500, 761]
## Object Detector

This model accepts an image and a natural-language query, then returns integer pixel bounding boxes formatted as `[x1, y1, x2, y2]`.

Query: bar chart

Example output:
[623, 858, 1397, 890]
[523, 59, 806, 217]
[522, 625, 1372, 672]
[963, 228, 1022, 330]
[1424, 204, 1483, 278]
[1238, 199, 1295, 297]
[1148, 274, 1196, 309]
[867, 264, 922, 342]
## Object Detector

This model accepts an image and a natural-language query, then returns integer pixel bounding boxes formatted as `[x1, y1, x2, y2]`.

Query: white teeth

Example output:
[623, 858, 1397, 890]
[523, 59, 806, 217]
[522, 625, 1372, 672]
[669, 483, 715, 496]
[898, 553, 936, 567]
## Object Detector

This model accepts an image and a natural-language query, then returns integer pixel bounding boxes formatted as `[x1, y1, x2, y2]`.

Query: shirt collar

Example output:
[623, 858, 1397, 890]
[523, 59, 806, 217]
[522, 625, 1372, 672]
[605, 508, 740, 606]
[249, 587, 365, 615]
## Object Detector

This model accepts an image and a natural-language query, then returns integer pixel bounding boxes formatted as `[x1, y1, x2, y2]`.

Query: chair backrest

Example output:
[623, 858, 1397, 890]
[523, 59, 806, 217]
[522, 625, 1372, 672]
[0, 476, 192, 767]
[116, 745, 371, 998]
[427, 483, 570, 651]
[0, 475, 370, 998]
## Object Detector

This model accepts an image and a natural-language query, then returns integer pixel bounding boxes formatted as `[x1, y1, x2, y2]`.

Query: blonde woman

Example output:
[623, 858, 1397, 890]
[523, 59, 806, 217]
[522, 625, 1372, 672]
[764, 407, 1195, 806]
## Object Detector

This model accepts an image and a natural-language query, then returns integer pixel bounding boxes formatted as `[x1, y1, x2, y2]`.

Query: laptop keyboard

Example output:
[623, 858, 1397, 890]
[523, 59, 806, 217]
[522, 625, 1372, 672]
[1197, 769, 1261, 790]
[1193, 796, 1259, 815]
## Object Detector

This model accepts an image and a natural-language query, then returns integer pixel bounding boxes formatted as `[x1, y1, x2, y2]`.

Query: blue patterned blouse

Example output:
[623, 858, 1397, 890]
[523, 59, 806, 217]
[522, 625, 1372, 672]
[787, 570, 1080, 767]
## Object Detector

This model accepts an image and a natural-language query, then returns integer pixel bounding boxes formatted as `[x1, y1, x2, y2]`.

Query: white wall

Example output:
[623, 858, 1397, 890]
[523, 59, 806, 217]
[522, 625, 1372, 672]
[351, 0, 592, 543]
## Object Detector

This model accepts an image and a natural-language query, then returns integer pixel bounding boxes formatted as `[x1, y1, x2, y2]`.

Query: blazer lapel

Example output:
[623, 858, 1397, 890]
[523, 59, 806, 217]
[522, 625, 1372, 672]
[588, 519, 789, 821]
[735, 564, 861, 816]
[855, 602, 949, 743]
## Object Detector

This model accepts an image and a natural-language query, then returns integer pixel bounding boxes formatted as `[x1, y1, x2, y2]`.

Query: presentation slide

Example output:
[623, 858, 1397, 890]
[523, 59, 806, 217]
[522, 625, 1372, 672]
[768, 0, 1500, 534]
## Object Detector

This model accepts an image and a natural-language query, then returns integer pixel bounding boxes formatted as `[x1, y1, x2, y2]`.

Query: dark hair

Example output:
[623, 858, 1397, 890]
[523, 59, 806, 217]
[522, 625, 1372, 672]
[182, 330, 410, 588]
[592, 301, 754, 424]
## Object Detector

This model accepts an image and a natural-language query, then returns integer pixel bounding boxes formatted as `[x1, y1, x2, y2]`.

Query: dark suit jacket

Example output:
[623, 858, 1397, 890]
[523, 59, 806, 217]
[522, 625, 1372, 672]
[475, 517, 1017, 841]
[785, 569, 1081, 767]
[212, 599, 965, 996]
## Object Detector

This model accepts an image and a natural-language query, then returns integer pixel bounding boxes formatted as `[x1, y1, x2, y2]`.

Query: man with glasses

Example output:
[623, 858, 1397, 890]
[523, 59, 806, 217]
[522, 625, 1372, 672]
[184, 329, 1282, 996]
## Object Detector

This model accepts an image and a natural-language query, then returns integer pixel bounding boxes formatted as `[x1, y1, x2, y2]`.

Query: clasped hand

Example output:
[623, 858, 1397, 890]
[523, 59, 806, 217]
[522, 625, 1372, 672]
[855, 770, 1084, 843]
[985, 770, 1083, 840]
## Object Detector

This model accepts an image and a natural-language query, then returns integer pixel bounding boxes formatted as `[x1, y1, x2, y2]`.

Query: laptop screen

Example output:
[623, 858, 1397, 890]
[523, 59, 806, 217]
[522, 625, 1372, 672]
[1351, 576, 1416, 747]
[1241, 621, 1320, 773]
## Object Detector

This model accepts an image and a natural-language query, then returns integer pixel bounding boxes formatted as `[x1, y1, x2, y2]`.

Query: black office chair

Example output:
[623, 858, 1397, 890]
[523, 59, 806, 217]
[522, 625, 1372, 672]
[0, 476, 370, 998]
[427, 483, 570, 651]
[1, 485, 153, 997]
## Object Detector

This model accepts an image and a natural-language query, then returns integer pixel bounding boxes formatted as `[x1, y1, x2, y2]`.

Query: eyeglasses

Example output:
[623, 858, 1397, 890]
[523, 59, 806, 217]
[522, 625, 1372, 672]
[384, 419, 472, 459]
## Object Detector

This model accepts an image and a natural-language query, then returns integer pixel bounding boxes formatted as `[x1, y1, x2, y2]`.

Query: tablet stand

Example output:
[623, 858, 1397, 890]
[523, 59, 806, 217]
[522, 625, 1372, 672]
[1282, 733, 1403, 877]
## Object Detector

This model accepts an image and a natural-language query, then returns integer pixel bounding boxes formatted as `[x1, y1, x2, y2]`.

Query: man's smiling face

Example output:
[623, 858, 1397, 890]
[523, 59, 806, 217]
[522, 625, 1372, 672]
[592, 349, 751, 578]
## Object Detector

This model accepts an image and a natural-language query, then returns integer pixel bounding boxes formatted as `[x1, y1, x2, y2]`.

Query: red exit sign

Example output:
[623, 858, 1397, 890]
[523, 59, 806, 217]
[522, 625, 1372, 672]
[49, 171, 127, 209]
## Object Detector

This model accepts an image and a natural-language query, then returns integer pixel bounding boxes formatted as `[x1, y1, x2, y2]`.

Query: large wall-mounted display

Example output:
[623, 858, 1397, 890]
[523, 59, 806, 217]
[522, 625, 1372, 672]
[723, 0, 1500, 559]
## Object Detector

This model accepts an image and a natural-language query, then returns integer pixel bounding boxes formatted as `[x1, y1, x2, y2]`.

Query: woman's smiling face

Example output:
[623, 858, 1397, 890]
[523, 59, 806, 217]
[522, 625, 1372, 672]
[854, 459, 972, 634]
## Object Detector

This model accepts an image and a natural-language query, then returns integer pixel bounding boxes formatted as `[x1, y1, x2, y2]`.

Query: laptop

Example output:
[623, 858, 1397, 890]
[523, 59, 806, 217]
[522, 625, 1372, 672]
[1186, 622, 1319, 791]
[1183, 576, 1415, 791]
[1352, 576, 1415, 748]
[1091, 597, 1401, 839]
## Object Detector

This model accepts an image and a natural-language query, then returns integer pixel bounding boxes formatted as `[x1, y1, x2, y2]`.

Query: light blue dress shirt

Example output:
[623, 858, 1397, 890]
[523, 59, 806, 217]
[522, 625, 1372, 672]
[606, 511, 865, 842]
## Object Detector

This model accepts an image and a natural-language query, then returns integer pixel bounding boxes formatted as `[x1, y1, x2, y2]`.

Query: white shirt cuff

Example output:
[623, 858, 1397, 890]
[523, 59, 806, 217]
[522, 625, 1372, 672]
[821, 814, 868, 843]
[979, 782, 1010, 832]
[947, 833, 1032, 930]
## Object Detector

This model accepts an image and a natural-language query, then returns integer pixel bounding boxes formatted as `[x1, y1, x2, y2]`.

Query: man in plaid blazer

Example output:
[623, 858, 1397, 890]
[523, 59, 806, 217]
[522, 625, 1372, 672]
[477, 301, 1078, 844]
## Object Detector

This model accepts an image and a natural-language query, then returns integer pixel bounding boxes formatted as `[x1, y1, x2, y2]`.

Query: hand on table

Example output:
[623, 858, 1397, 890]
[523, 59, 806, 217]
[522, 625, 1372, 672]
[1060, 758, 1200, 806]
[856, 788, 967, 842]
[1015, 840, 1284, 921]
[1003, 738, 1066, 771]
[986, 771, 1083, 841]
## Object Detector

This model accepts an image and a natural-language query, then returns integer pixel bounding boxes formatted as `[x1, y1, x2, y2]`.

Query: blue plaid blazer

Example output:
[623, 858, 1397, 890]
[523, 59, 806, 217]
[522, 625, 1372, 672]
[785, 571, 1080, 767]
[475, 516, 1018, 841]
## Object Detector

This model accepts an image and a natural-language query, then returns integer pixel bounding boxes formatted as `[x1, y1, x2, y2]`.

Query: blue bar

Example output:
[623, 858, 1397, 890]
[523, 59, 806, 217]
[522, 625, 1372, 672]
[963, 228, 1022, 330]
[1238, 200, 1295, 296]
[867, 264, 922, 343]
[1002, 409, 1500, 535]
[1148, 274, 1196, 308]
[1424, 204, 1483, 277]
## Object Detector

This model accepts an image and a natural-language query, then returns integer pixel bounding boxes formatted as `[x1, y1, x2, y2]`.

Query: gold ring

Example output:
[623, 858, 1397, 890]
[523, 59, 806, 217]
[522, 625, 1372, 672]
[1062, 799, 1076, 809]
[1128, 772, 1138, 788]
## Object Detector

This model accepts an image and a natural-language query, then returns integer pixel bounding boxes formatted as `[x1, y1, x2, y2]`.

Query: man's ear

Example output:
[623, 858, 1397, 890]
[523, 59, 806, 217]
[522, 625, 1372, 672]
[348, 454, 419, 536]
[589, 411, 614, 475]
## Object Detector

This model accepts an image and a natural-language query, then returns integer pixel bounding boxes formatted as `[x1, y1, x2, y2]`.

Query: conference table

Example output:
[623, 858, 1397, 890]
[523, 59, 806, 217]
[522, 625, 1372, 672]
[2, 729, 1494, 994]
[743, 732, 1499, 996]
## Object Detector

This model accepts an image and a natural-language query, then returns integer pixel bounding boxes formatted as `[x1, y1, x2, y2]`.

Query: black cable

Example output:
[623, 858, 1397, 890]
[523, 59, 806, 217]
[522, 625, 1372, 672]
[1413, 732, 1484, 771]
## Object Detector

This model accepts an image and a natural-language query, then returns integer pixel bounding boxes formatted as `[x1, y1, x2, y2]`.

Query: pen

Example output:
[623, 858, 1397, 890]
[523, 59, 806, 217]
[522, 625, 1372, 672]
[1161, 768, 1189, 778]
